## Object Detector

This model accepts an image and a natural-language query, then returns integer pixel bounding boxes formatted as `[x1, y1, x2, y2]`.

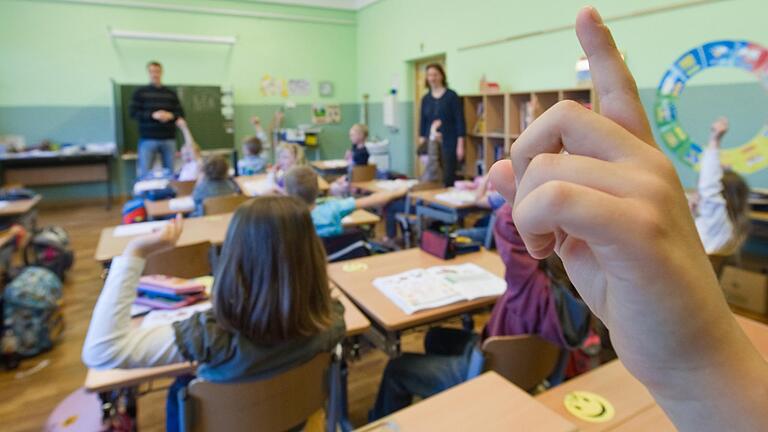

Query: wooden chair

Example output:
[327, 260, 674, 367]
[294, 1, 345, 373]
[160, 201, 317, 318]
[350, 164, 377, 183]
[202, 194, 249, 216]
[143, 242, 212, 278]
[179, 353, 333, 432]
[171, 180, 197, 197]
[480, 335, 561, 392]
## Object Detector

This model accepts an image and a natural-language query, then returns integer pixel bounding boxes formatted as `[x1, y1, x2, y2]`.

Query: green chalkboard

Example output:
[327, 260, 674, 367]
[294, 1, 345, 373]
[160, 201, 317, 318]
[113, 83, 234, 154]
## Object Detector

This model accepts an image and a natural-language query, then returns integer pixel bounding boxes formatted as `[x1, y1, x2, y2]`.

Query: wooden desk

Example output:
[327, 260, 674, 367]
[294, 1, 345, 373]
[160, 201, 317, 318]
[85, 291, 369, 393]
[235, 174, 330, 197]
[409, 188, 479, 210]
[0, 151, 114, 208]
[359, 372, 576, 432]
[328, 249, 504, 355]
[537, 315, 768, 432]
[535, 360, 655, 432]
[95, 214, 233, 262]
[342, 209, 381, 228]
[0, 195, 40, 217]
[143, 197, 195, 220]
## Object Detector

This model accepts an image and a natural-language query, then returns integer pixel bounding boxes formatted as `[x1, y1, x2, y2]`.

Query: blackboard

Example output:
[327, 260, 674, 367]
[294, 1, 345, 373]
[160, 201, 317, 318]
[113, 83, 233, 154]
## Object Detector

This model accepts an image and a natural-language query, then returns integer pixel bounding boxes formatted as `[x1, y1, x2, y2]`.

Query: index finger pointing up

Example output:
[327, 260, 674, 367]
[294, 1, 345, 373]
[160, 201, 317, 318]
[576, 6, 655, 146]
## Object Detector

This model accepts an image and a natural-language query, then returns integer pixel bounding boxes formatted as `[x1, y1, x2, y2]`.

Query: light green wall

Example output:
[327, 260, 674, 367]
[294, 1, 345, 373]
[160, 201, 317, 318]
[1, 0, 358, 106]
[357, 0, 768, 186]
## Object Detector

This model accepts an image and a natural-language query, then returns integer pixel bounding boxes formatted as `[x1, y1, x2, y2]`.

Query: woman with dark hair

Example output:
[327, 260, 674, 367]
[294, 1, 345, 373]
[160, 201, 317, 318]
[419, 64, 466, 186]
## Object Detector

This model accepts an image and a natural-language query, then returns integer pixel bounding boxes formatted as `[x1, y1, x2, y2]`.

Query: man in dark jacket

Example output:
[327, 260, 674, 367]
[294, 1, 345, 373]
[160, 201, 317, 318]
[130, 61, 184, 178]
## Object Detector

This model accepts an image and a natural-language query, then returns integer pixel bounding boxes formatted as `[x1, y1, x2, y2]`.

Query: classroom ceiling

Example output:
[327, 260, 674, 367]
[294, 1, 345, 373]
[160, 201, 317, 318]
[242, 0, 379, 10]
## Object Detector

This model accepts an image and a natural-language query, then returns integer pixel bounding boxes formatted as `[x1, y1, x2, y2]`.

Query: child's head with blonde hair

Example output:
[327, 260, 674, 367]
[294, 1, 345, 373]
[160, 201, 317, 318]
[349, 124, 368, 145]
[276, 142, 306, 171]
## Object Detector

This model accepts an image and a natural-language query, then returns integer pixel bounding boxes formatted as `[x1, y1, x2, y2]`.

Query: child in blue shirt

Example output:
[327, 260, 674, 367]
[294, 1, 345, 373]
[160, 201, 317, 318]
[237, 116, 269, 175]
[284, 166, 405, 237]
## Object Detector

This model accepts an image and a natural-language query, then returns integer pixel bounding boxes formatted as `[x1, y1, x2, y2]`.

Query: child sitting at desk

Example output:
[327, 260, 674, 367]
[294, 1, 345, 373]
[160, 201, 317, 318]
[237, 116, 269, 176]
[82, 199, 346, 432]
[191, 155, 240, 216]
[285, 166, 405, 237]
[329, 124, 373, 196]
[175, 118, 202, 182]
[346, 123, 370, 167]
[453, 175, 506, 244]
[370, 186, 591, 419]
[690, 117, 750, 255]
[268, 142, 307, 189]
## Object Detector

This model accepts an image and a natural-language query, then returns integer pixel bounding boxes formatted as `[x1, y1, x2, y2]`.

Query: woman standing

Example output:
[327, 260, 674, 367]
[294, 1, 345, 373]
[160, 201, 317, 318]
[419, 64, 466, 186]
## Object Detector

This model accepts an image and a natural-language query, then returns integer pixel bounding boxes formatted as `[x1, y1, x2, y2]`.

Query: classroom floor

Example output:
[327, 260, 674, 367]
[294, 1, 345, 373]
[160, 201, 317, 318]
[0, 203, 490, 431]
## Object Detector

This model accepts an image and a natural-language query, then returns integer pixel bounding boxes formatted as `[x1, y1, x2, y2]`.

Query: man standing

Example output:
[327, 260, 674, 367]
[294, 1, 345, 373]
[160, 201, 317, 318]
[130, 61, 184, 178]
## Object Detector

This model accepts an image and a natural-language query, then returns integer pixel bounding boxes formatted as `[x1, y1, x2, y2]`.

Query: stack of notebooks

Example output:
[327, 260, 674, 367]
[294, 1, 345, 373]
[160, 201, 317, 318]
[135, 275, 208, 310]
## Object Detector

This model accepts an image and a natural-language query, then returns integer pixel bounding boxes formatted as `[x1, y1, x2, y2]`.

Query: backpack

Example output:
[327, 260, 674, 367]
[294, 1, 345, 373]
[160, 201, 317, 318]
[122, 198, 147, 224]
[2, 267, 63, 364]
[23, 227, 74, 280]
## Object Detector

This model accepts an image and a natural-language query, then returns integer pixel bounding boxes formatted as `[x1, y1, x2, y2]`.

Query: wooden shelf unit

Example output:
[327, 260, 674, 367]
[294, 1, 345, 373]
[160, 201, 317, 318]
[461, 87, 597, 177]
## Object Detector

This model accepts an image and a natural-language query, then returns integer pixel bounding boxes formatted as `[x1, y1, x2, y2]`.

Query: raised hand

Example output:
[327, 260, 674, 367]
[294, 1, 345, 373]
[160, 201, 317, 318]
[709, 116, 729, 146]
[124, 214, 184, 259]
[490, 6, 767, 430]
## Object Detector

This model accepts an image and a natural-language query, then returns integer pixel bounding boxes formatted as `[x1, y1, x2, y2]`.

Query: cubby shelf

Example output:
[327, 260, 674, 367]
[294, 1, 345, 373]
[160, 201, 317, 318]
[460, 87, 597, 177]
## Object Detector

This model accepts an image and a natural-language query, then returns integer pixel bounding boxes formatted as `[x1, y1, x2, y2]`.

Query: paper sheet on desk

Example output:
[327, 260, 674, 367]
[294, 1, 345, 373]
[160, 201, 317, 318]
[140, 302, 212, 329]
[321, 159, 348, 169]
[0, 201, 9, 209]
[113, 221, 168, 237]
[435, 190, 476, 206]
[169, 196, 195, 212]
[242, 179, 275, 197]
[133, 179, 170, 195]
[374, 179, 418, 191]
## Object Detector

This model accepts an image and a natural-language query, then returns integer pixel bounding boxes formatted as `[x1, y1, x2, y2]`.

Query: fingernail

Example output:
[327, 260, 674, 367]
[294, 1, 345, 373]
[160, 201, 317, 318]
[588, 6, 603, 24]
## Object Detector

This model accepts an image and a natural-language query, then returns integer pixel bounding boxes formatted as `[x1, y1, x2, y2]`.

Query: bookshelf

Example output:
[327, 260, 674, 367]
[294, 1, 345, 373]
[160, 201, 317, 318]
[460, 87, 597, 177]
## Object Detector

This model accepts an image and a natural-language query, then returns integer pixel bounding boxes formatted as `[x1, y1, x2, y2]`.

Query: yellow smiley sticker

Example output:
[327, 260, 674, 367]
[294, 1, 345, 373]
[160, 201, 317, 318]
[342, 262, 368, 272]
[563, 391, 615, 423]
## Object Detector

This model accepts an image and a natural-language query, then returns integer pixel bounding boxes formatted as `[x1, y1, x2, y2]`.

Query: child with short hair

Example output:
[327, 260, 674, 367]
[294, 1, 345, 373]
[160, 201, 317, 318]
[691, 117, 750, 254]
[191, 155, 240, 216]
[345, 123, 370, 167]
[237, 116, 269, 175]
[82, 198, 346, 432]
[285, 166, 405, 237]
[175, 118, 203, 182]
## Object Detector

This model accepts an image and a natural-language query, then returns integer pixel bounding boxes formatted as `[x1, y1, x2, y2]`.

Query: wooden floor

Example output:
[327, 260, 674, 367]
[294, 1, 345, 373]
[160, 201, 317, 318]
[0, 203, 488, 431]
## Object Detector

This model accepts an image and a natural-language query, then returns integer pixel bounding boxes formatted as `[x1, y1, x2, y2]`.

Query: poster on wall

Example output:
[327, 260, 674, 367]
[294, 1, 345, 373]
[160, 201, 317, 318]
[288, 79, 311, 96]
[261, 74, 290, 98]
[312, 104, 341, 125]
[654, 39, 768, 175]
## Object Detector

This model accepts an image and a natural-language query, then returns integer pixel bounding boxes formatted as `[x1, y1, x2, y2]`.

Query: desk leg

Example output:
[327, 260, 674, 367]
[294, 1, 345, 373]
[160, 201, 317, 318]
[365, 325, 401, 358]
[106, 158, 113, 210]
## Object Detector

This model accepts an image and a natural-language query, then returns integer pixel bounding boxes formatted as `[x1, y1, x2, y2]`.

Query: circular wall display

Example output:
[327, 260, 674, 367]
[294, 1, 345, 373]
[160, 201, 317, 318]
[654, 40, 768, 174]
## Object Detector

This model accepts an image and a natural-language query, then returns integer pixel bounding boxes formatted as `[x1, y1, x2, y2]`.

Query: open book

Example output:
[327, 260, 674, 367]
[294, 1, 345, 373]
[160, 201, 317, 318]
[374, 179, 419, 191]
[373, 263, 506, 314]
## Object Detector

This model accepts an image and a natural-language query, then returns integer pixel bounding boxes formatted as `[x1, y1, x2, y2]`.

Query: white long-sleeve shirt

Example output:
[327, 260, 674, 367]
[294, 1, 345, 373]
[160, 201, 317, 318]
[82, 256, 186, 369]
[695, 147, 734, 254]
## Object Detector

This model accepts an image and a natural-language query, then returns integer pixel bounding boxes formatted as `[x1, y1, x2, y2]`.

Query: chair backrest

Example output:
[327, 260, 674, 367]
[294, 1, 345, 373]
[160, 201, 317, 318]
[185, 352, 330, 432]
[350, 164, 377, 182]
[171, 180, 197, 197]
[143, 242, 212, 278]
[481, 335, 561, 391]
[203, 194, 249, 215]
[321, 229, 371, 262]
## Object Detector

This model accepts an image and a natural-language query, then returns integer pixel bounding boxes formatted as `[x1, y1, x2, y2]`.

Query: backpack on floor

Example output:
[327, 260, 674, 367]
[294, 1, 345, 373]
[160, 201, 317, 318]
[2, 267, 63, 365]
[122, 198, 147, 224]
[23, 226, 74, 280]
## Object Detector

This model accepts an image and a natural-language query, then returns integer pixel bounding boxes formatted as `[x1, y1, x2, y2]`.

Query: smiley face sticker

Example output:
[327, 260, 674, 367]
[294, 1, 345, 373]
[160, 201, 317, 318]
[563, 391, 615, 423]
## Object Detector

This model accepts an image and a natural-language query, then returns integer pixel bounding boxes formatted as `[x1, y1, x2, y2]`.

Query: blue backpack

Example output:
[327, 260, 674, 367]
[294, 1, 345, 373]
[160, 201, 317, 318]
[2, 267, 63, 361]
